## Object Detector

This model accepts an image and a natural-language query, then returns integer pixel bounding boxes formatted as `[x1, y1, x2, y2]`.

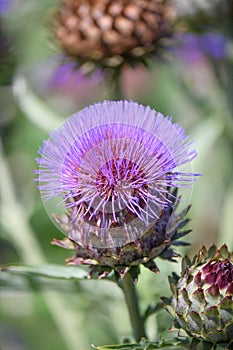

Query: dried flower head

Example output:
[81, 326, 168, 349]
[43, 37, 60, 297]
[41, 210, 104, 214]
[165, 245, 233, 348]
[36, 100, 198, 277]
[54, 0, 172, 69]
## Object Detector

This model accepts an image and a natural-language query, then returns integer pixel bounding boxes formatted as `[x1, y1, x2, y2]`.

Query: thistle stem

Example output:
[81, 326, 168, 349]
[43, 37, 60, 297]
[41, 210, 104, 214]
[111, 67, 124, 100]
[121, 272, 146, 342]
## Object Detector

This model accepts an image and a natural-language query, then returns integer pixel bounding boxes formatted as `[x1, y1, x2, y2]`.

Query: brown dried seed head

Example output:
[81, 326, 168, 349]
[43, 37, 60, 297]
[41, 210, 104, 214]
[54, 0, 171, 67]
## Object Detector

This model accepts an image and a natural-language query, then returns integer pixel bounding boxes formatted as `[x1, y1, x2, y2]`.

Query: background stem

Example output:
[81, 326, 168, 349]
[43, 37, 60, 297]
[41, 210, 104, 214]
[121, 272, 146, 342]
[0, 140, 89, 350]
[111, 68, 124, 100]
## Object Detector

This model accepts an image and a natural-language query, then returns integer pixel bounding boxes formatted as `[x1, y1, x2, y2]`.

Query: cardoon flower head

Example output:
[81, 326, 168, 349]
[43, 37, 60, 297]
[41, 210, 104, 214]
[36, 101, 198, 277]
[165, 245, 233, 349]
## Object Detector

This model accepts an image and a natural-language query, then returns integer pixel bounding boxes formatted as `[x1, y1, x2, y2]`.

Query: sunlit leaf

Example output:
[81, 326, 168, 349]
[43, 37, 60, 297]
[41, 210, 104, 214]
[91, 339, 189, 349]
[1, 264, 89, 280]
[13, 76, 63, 132]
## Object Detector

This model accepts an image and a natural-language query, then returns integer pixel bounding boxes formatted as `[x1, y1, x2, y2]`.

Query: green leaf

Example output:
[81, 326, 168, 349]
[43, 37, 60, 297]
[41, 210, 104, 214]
[1, 264, 89, 280]
[92, 339, 189, 349]
[92, 344, 142, 349]
[13, 76, 63, 132]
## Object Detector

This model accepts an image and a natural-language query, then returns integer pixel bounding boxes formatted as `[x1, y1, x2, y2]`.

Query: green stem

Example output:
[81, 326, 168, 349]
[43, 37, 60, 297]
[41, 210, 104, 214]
[121, 272, 146, 342]
[110, 67, 124, 100]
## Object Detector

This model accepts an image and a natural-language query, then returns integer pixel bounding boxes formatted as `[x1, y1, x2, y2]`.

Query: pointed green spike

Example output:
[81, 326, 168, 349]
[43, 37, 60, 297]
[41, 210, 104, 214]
[128, 266, 140, 282]
[161, 296, 172, 306]
[207, 245, 217, 259]
[186, 311, 203, 333]
[115, 266, 129, 278]
[143, 260, 159, 274]
[181, 255, 191, 274]
[220, 244, 230, 259]
[203, 306, 221, 332]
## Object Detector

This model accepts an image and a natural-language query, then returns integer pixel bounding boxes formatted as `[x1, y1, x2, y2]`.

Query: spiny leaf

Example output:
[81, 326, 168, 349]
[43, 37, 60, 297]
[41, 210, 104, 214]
[181, 256, 192, 274]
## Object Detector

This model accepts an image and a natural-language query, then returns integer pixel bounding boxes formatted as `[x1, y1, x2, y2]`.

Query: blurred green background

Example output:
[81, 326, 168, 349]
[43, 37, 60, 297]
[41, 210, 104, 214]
[0, 1, 233, 349]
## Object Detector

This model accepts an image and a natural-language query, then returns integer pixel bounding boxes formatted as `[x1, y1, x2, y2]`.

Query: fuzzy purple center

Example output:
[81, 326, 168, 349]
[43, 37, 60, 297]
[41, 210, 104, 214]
[61, 124, 169, 223]
[96, 158, 142, 198]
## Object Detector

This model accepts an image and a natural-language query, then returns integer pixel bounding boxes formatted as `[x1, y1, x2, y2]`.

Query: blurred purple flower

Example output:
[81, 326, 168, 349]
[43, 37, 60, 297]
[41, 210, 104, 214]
[199, 32, 227, 60]
[0, 0, 11, 13]
[175, 32, 227, 63]
[47, 62, 103, 96]
[175, 33, 203, 64]
[36, 101, 198, 246]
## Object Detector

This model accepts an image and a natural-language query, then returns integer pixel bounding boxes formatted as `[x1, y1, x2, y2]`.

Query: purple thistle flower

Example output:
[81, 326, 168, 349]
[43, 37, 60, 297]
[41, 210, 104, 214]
[0, 0, 10, 13]
[198, 32, 227, 61]
[174, 32, 227, 64]
[36, 100, 198, 248]
[0, 0, 19, 13]
[47, 61, 103, 96]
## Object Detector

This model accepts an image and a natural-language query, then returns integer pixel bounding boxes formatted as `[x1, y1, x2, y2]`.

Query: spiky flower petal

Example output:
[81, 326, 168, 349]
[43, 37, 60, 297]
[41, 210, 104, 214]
[166, 245, 233, 348]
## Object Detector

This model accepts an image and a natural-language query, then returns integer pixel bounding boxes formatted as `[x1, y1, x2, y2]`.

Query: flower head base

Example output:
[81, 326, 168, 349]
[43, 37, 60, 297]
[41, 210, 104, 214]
[36, 100, 198, 250]
[52, 188, 192, 278]
[53, 0, 172, 69]
[165, 245, 233, 348]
